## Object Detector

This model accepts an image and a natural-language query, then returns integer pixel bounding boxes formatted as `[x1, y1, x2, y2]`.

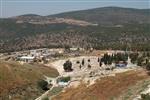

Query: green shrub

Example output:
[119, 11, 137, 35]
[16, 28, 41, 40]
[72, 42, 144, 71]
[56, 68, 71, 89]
[63, 60, 73, 72]
[59, 76, 71, 82]
[141, 93, 150, 100]
[38, 80, 49, 91]
[42, 97, 49, 100]
[76, 61, 80, 64]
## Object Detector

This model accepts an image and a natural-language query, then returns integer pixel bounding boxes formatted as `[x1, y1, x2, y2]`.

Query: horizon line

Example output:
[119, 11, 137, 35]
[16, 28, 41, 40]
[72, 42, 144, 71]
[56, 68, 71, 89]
[1, 6, 149, 18]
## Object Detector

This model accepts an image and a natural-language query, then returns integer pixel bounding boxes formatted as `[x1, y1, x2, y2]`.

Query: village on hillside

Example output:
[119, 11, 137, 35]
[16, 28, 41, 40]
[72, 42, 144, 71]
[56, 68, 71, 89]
[0, 0, 149, 99]
[0, 47, 150, 100]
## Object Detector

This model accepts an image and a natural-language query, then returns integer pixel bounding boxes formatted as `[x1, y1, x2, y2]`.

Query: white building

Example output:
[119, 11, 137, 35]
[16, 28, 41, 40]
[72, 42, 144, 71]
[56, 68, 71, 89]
[70, 47, 85, 51]
[49, 48, 65, 54]
[19, 56, 35, 63]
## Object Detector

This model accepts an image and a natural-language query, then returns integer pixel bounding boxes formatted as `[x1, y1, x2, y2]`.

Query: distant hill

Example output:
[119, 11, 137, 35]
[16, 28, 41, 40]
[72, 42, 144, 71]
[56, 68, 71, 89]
[0, 61, 59, 99]
[18, 14, 41, 17]
[50, 7, 150, 26]
[0, 7, 150, 52]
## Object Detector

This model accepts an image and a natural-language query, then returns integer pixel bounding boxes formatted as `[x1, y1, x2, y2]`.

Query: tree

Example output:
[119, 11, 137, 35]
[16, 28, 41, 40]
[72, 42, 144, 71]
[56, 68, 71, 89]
[147, 52, 150, 57]
[108, 55, 113, 65]
[146, 62, 150, 71]
[137, 57, 144, 66]
[88, 64, 91, 69]
[79, 64, 82, 69]
[82, 59, 85, 66]
[98, 57, 100, 62]
[99, 61, 102, 67]
[38, 80, 49, 91]
[146, 59, 149, 65]
[88, 59, 90, 62]
[76, 60, 80, 64]
[63, 60, 73, 72]
[102, 53, 111, 65]
[129, 53, 139, 64]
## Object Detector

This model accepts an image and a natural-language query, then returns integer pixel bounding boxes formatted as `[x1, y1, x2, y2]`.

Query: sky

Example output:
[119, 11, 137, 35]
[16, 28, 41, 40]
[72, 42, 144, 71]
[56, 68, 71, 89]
[0, 0, 150, 18]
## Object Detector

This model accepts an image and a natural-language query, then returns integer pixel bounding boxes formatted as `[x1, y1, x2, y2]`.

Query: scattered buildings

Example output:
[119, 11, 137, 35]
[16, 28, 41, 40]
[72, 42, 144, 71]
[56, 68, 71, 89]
[0, 48, 66, 63]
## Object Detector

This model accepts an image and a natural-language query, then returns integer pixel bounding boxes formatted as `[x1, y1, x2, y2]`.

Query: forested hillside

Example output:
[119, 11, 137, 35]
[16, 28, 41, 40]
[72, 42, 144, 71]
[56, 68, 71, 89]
[0, 7, 149, 52]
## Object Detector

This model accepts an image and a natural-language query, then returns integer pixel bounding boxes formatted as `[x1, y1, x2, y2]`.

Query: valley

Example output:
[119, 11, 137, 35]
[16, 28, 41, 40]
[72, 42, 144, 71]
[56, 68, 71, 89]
[0, 6, 150, 100]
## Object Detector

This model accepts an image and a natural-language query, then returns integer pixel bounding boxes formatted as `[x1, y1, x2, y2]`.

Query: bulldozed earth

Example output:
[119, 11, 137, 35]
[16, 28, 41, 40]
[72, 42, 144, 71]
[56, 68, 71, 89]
[52, 69, 150, 100]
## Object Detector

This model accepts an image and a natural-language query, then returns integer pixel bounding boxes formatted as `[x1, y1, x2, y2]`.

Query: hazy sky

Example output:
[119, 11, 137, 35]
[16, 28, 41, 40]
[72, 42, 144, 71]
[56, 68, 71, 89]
[0, 0, 150, 18]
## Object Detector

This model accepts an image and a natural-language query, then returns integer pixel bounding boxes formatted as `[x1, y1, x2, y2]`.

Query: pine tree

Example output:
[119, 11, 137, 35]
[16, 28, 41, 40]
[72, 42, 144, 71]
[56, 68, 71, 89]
[82, 59, 85, 66]
[98, 57, 100, 62]
[99, 61, 102, 67]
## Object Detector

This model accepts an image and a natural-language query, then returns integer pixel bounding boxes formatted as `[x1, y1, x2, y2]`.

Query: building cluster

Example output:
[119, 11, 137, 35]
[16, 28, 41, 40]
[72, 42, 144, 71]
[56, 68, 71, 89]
[16, 48, 65, 63]
[0, 47, 86, 63]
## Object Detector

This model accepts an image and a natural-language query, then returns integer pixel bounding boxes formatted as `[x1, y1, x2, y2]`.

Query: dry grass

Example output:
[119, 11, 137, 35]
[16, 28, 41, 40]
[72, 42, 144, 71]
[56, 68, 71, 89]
[52, 69, 149, 100]
[0, 61, 59, 99]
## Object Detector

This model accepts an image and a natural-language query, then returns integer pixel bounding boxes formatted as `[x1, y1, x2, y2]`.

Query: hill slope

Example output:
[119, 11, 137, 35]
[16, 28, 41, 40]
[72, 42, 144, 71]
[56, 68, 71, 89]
[0, 61, 59, 100]
[51, 7, 150, 26]
[0, 7, 150, 52]
[53, 70, 150, 100]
